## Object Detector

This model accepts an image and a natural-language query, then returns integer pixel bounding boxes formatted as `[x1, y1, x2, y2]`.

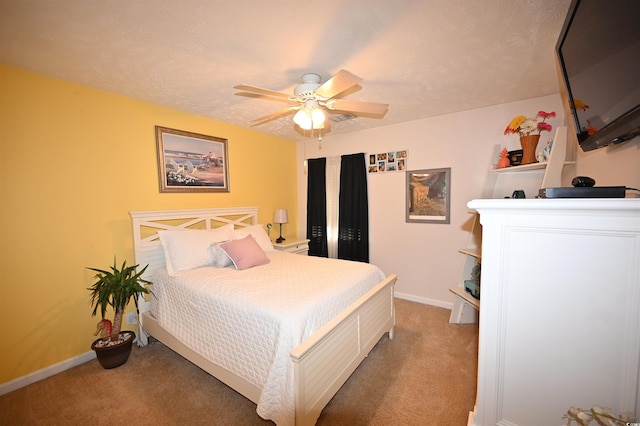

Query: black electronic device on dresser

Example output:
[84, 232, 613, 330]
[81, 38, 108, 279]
[539, 176, 626, 198]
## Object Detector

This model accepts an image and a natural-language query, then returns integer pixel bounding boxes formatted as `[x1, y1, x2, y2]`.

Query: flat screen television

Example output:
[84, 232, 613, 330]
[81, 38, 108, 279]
[556, 0, 640, 152]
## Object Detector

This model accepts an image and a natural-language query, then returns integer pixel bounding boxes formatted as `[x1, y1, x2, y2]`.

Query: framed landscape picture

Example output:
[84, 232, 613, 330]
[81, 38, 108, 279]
[406, 167, 451, 224]
[156, 126, 230, 193]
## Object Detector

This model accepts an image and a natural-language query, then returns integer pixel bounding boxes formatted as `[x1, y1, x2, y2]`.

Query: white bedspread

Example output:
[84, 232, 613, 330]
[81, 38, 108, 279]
[150, 251, 386, 425]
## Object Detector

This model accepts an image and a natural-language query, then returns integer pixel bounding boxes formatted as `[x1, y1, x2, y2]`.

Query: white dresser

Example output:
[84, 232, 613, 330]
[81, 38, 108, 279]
[467, 198, 640, 426]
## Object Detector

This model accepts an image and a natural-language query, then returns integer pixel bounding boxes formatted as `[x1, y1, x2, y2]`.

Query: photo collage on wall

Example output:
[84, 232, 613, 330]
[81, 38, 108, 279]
[368, 150, 408, 173]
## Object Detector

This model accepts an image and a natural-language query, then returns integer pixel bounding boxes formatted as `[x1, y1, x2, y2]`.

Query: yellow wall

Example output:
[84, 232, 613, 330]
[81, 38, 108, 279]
[0, 64, 298, 384]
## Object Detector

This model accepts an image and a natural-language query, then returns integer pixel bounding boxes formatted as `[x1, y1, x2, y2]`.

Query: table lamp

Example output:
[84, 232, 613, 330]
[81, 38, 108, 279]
[273, 209, 288, 243]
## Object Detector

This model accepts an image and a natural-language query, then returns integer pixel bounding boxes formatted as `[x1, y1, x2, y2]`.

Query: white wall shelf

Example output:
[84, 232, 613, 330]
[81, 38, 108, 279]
[489, 160, 575, 173]
[449, 286, 479, 310]
[449, 212, 482, 324]
[450, 127, 573, 324]
[458, 248, 481, 258]
[481, 126, 571, 199]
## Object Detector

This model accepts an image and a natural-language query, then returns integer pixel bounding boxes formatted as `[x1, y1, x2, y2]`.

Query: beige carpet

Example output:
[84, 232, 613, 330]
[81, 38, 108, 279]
[0, 299, 478, 425]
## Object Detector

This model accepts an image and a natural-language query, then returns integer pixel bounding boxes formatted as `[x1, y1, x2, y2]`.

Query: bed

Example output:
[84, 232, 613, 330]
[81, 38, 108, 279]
[130, 207, 397, 425]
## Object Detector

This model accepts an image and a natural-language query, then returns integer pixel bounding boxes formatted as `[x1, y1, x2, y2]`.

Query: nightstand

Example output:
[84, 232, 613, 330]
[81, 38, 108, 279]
[272, 238, 310, 255]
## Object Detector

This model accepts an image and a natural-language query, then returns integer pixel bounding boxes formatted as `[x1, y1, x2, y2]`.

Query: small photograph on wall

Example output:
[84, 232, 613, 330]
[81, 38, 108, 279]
[156, 126, 230, 193]
[406, 167, 451, 224]
[368, 150, 408, 173]
[368, 154, 376, 173]
[397, 158, 406, 171]
[396, 150, 408, 171]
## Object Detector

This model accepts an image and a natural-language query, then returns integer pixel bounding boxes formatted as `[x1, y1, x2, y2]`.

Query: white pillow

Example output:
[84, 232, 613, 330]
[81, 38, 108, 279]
[158, 224, 234, 276]
[209, 242, 233, 268]
[233, 224, 274, 252]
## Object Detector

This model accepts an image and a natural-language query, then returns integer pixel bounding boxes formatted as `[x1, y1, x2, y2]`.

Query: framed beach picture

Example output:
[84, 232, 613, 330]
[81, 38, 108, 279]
[156, 126, 230, 193]
[406, 167, 451, 224]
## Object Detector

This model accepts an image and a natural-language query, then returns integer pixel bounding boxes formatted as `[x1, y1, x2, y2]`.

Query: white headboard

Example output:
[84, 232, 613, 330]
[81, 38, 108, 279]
[129, 206, 259, 316]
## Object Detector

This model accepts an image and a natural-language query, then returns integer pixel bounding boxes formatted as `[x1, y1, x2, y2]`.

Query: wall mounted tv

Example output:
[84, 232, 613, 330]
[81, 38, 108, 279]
[556, 0, 640, 152]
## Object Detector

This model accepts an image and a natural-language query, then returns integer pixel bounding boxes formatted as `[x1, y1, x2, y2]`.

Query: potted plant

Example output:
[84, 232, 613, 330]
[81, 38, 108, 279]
[504, 110, 556, 165]
[87, 258, 151, 369]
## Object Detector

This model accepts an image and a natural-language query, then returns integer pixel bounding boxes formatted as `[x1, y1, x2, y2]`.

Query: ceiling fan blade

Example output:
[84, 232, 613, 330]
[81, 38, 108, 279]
[250, 106, 299, 126]
[324, 99, 388, 116]
[234, 84, 292, 101]
[314, 70, 362, 99]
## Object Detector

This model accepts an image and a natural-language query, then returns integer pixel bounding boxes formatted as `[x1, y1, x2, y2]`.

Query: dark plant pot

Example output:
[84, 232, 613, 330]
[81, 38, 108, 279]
[91, 331, 135, 369]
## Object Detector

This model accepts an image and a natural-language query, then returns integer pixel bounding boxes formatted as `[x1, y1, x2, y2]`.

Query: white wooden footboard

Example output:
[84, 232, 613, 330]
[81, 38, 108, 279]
[292, 274, 397, 426]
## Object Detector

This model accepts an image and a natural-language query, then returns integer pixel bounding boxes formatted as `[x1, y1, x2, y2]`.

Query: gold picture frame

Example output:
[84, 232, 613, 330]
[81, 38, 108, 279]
[156, 126, 230, 193]
[406, 167, 451, 224]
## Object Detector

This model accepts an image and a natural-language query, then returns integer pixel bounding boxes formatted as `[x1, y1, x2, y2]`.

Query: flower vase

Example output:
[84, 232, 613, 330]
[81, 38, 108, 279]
[519, 134, 540, 165]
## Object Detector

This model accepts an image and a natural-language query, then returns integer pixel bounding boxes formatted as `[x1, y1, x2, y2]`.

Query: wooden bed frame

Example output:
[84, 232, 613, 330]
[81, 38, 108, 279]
[130, 207, 397, 425]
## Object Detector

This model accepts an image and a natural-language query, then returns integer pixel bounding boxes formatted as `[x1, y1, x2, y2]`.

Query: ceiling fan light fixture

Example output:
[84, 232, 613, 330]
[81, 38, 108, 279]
[311, 108, 325, 128]
[293, 100, 325, 130]
[293, 108, 312, 129]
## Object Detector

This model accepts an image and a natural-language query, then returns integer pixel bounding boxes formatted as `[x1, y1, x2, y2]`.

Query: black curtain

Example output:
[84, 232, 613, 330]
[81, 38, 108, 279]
[338, 153, 369, 262]
[306, 158, 328, 257]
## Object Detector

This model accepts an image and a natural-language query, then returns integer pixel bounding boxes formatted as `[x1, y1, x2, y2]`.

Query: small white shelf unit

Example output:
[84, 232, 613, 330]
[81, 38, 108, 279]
[449, 126, 574, 324]
[481, 126, 574, 199]
[449, 213, 482, 323]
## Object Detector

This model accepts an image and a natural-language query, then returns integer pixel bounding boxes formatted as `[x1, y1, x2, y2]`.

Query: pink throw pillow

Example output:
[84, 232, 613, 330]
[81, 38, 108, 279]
[220, 235, 270, 270]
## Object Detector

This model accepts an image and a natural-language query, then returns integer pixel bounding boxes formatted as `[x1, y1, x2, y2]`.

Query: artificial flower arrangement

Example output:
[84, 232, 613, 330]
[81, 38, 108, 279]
[504, 111, 556, 137]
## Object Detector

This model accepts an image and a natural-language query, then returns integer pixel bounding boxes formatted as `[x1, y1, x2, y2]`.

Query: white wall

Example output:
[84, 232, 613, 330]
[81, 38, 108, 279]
[295, 93, 639, 307]
[574, 136, 640, 187]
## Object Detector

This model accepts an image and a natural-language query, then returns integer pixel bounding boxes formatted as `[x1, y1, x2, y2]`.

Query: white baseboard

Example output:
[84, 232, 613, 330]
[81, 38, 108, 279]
[395, 291, 453, 310]
[0, 350, 96, 396]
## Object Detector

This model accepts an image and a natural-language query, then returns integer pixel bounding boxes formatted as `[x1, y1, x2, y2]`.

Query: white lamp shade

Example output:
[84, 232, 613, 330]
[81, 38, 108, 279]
[311, 108, 325, 129]
[292, 100, 325, 130]
[293, 109, 312, 129]
[273, 209, 288, 224]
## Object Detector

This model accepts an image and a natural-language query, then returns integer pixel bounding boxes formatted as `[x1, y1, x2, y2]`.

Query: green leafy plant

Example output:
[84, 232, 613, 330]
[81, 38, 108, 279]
[87, 258, 151, 343]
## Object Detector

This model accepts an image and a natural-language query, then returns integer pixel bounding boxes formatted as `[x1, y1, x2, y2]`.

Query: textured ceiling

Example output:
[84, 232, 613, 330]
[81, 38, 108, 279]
[0, 0, 573, 142]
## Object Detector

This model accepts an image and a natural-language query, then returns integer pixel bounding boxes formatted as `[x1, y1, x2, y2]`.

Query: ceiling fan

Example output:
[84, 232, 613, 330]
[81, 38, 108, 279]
[234, 70, 388, 131]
